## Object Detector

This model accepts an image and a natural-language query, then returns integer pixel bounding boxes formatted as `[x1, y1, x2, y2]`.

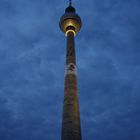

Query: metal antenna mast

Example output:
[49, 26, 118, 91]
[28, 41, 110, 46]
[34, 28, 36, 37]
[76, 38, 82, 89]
[69, 0, 72, 6]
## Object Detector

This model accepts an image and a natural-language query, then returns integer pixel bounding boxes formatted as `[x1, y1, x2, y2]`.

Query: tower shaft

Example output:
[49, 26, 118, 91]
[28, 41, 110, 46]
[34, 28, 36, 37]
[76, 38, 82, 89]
[61, 31, 82, 140]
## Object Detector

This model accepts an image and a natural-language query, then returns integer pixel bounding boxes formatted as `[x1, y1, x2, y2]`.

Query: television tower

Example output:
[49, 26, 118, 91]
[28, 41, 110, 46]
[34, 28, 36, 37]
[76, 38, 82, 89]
[59, 0, 82, 140]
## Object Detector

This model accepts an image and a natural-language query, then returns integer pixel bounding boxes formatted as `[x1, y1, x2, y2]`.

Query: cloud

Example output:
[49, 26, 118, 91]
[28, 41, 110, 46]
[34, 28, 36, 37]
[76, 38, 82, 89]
[0, 0, 140, 140]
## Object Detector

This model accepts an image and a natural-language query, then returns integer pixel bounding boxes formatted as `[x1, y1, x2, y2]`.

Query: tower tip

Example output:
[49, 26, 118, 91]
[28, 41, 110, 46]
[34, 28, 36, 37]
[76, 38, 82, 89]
[69, 0, 72, 6]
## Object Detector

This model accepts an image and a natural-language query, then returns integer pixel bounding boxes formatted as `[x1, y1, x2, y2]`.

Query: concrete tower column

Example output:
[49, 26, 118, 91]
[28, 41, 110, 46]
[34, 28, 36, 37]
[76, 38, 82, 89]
[66, 31, 76, 64]
[61, 31, 82, 140]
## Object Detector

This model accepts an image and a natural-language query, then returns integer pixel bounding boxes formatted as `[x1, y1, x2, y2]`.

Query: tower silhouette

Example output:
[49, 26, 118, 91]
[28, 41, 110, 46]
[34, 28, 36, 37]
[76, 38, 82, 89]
[59, 1, 82, 140]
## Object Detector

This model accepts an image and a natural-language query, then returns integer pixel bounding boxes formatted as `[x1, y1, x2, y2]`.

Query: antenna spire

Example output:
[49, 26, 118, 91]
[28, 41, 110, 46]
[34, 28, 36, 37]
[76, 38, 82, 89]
[69, 0, 72, 6]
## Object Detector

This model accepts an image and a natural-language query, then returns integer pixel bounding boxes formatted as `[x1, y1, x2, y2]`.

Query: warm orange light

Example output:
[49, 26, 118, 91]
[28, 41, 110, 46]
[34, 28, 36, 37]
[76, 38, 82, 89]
[61, 18, 81, 34]
[65, 30, 76, 37]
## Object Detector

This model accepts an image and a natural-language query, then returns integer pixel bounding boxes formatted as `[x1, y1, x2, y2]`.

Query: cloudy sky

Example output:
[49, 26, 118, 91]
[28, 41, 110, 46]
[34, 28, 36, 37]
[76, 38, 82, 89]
[0, 0, 140, 139]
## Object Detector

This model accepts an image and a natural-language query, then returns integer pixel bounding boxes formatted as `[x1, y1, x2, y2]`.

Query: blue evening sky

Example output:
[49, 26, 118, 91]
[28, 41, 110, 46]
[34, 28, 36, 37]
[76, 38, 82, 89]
[0, 0, 140, 140]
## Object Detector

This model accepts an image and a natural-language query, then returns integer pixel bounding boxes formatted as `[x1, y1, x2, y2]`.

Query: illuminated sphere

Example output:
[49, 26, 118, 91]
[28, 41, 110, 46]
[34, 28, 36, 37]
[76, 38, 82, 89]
[59, 5, 82, 35]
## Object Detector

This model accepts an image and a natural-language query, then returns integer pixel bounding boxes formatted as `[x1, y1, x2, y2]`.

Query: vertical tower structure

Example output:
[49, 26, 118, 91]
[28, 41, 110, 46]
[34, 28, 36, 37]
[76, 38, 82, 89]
[59, 1, 82, 140]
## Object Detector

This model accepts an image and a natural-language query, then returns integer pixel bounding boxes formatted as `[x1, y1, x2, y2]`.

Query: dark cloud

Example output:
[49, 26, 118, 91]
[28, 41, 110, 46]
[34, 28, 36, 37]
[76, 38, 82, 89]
[0, 0, 140, 140]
